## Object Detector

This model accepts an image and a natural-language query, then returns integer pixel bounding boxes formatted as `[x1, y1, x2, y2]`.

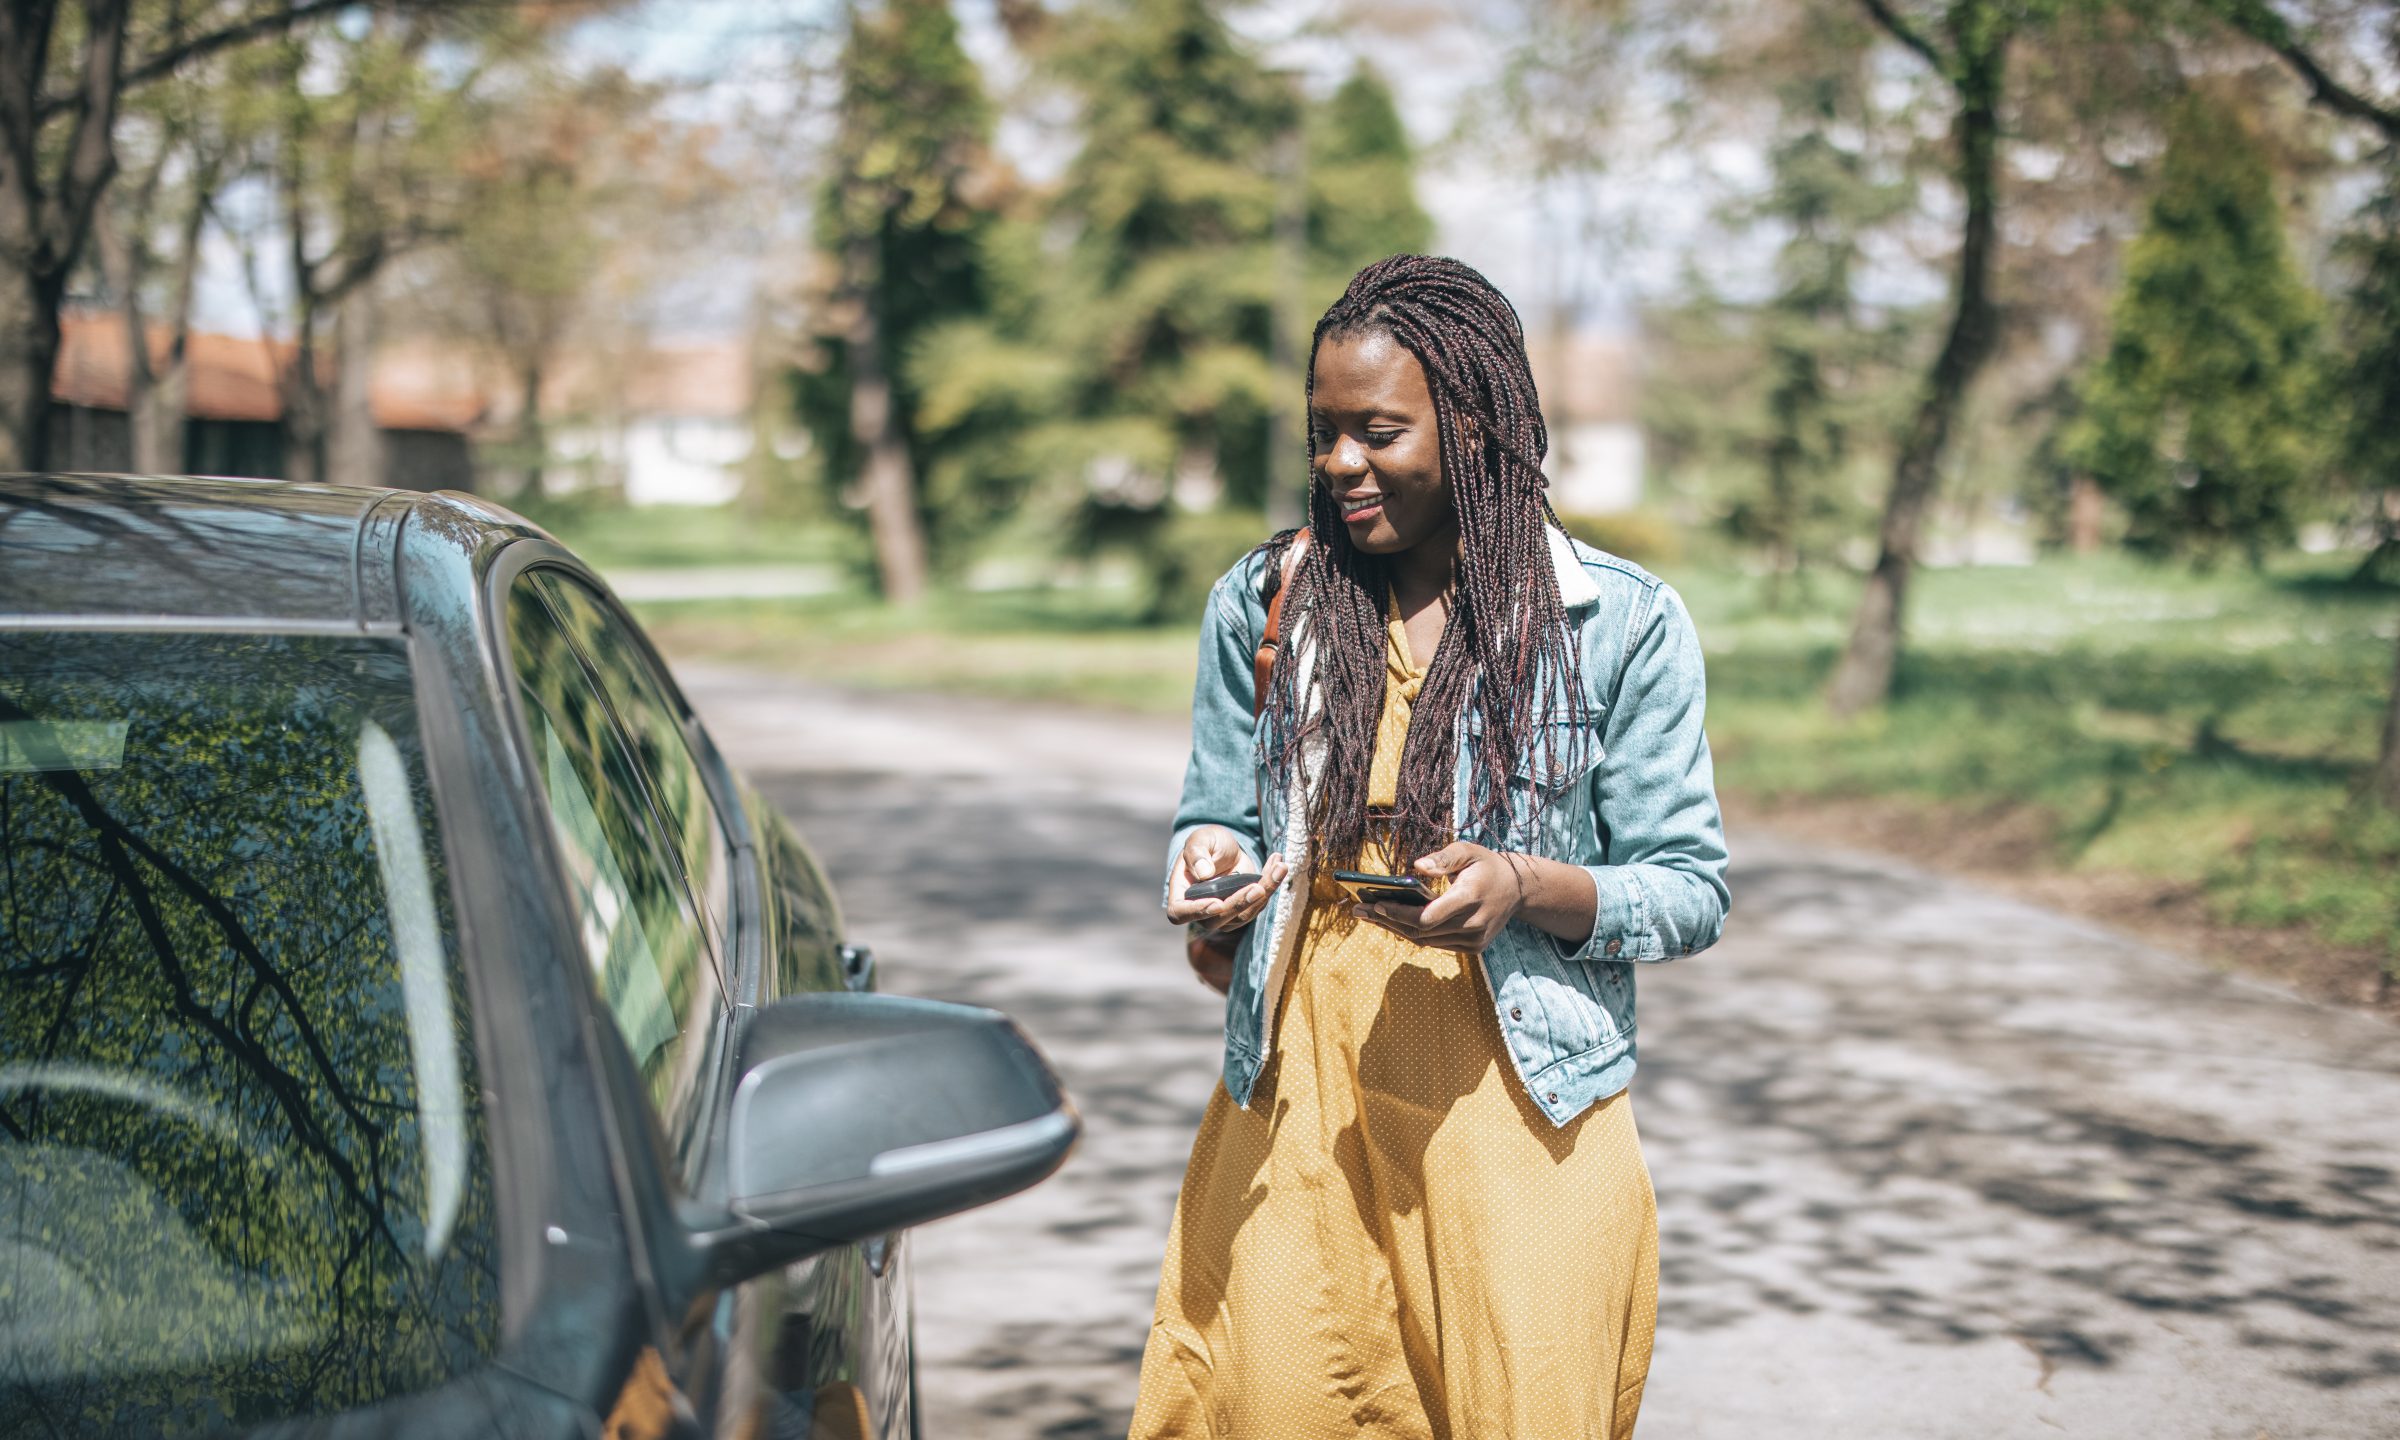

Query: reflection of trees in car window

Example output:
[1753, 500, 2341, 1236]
[524, 573, 736, 964]
[0, 632, 499, 1435]
[507, 577, 721, 1165]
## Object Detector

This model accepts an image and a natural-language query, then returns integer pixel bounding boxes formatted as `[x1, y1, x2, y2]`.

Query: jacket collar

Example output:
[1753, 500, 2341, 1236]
[1548, 524, 1600, 611]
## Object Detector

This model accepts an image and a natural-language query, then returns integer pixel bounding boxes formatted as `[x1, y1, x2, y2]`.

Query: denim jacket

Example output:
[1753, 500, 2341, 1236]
[1165, 526, 1730, 1127]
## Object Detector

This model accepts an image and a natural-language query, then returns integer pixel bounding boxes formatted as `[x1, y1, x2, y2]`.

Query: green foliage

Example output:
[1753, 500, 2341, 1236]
[2329, 156, 2400, 580]
[794, 0, 998, 567]
[1689, 550, 2400, 962]
[1642, 9, 1919, 605]
[526, 499, 852, 573]
[2065, 92, 2330, 564]
[1309, 65, 1433, 273]
[640, 549, 2400, 962]
[1732, 54, 1917, 603]
[901, 7, 1431, 618]
[1554, 509, 1681, 566]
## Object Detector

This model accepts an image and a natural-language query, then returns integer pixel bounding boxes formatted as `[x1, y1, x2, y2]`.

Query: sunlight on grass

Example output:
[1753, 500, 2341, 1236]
[627, 546, 2400, 964]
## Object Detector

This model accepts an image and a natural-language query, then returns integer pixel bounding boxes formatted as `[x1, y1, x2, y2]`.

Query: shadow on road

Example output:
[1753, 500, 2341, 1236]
[746, 748, 2400, 1438]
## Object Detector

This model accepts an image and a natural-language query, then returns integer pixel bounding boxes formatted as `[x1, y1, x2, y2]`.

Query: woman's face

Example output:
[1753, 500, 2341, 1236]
[1309, 330, 1458, 562]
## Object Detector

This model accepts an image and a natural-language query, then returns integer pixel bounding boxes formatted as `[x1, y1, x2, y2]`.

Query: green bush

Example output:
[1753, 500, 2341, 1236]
[1138, 506, 1274, 623]
[1555, 510, 1683, 567]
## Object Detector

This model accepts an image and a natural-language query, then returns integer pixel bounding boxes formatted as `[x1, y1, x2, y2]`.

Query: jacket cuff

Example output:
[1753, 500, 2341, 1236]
[1551, 864, 1664, 963]
[1162, 824, 1263, 907]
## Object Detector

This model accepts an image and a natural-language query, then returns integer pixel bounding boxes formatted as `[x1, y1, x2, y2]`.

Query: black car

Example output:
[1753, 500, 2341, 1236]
[0, 474, 1077, 1439]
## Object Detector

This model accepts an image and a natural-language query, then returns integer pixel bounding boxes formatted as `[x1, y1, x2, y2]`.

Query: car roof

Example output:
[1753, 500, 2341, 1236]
[0, 473, 541, 627]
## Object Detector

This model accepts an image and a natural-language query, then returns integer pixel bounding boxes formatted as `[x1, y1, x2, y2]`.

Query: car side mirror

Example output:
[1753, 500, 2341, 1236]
[691, 992, 1077, 1289]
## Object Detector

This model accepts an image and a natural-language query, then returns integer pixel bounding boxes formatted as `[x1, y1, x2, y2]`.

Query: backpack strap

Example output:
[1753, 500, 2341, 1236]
[1252, 528, 1309, 716]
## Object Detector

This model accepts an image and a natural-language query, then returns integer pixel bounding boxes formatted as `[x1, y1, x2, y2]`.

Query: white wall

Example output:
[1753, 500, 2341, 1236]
[1548, 421, 1645, 515]
[548, 415, 749, 506]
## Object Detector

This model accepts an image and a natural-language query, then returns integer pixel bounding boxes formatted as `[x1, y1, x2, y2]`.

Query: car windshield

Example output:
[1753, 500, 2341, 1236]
[0, 631, 500, 1434]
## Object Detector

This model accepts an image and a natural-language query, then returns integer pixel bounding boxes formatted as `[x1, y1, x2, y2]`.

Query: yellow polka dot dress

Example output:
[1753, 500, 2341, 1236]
[1131, 607, 1660, 1440]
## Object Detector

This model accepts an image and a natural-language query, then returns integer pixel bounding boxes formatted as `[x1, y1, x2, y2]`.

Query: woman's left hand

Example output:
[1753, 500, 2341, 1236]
[1355, 841, 1527, 953]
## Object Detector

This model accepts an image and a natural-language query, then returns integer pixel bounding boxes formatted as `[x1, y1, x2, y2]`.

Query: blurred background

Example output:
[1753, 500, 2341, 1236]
[14, 0, 2398, 1005]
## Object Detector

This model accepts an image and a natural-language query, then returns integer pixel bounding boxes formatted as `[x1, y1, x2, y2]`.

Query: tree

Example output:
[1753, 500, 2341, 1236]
[0, 1, 424, 475]
[2064, 91, 2327, 563]
[2213, 4, 2400, 811]
[797, 0, 997, 605]
[2335, 161, 2400, 585]
[259, 11, 507, 486]
[435, 64, 683, 497]
[912, 0, 1415, 618]
[1309, 64, 1432, 276]
[1822, 0, 2017, 716]
[89, 42, 258, 473]
[2331, 161, 2400, 810]
[1726, 9, 1917, 605]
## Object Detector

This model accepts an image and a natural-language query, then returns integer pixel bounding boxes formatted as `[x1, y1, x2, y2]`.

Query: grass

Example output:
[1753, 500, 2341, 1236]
[624, 533, 2400, 972]
[522, 498, 852, 571]
[1685, 553, 2400, 968]
[628, 583, 1202, 714]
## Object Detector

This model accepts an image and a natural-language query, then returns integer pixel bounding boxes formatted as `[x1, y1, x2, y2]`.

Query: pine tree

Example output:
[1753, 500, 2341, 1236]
[2065, 93, 2328, 565]
[901, 4, 1436, 618]
[795, 0, 996, 603]
[2330, 158, 2400, 810]
[2334, 159, 2400, 584]
[1725, 47, 1914, 608]
[1309, 64, 1432, 276]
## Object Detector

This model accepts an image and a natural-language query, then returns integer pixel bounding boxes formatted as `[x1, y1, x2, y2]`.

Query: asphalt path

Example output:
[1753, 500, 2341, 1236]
[678, 661, 2400, 1440]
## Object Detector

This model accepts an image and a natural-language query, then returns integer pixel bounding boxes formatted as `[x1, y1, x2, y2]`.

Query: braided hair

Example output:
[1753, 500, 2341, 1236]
[1259, 254, 1587, 875]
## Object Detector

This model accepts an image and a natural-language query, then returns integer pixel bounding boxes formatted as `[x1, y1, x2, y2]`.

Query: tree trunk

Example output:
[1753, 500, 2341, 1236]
[0, 1, 129, 473]
[844, 233, 928, 605]
[282, 322, 327, 486]
[136, 173, 211, 474]
[1826, 25, 2007, 718]
[327, 284, 382, 486]
[2068, 472, 2105, 554]
[2376, 620, 2400, 811]
[517, 358, 546, 498]
[0, 265, 61, 472]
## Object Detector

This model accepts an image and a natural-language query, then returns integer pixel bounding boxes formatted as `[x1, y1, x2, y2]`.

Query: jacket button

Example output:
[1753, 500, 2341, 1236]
[1546, 1092, 1558, 1103]
[1510, 1007, 1523, 1021]
[1604, 938, 1622, 956]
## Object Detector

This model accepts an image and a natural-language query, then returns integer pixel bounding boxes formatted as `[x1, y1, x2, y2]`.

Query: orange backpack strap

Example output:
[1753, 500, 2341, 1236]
[1252, 528, 1308, 715]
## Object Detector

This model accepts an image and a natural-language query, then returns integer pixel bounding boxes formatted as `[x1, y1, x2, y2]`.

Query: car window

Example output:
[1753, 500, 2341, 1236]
[0, 630, 499, 1434]
[508, 576, 723, 1166]
[520, 571, 738, 969]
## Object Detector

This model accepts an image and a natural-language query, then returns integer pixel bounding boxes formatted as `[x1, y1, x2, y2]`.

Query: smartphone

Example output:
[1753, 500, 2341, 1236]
[1330, 870, 1434, 907]
[1184, 871, 1262, 902]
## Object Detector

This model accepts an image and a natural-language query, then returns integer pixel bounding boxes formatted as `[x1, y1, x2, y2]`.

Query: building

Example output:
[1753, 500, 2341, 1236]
[47, 310, 484, 490]
[1528, 331, 1645, 516]
[535, 340, 757, 507]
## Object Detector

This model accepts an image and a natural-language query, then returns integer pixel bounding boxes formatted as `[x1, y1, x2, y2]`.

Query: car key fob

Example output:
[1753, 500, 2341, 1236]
[1185, 871, 1262, 902]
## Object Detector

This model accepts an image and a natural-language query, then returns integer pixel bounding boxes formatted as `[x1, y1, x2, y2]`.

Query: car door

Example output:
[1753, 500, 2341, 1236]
[505, 561, 911, 1439]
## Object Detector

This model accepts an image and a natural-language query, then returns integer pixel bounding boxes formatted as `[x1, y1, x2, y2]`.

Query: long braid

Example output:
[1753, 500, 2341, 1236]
[1260, 254, 1587, 875]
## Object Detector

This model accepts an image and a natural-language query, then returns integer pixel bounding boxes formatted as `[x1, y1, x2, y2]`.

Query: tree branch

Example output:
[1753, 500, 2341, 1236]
[1857, 0, 1948, 76]
[45, 0, 132, 259]
[2214, 0, 2400, 143]
[36, 0, 361, 121]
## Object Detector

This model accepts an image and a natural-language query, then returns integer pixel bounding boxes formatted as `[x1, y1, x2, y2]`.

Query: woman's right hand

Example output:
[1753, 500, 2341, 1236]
[1166, 825, 1287, 934]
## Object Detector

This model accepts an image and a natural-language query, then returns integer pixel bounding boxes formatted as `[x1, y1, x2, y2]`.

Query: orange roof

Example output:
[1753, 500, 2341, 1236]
[52, 310, 488, 432]
[539, 338, 754, 422]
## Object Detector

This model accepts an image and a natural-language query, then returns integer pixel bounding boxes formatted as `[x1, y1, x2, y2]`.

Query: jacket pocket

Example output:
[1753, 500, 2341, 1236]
[1514, 717, 1605, 789]
[1460, 714, 1605, 786]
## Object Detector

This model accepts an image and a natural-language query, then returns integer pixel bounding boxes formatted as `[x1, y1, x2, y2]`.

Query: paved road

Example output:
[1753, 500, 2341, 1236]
[679, 662, 2400, 1440]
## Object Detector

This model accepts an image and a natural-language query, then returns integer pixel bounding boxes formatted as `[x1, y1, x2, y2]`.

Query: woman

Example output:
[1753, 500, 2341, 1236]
[1138, 255, 1729, 1439]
